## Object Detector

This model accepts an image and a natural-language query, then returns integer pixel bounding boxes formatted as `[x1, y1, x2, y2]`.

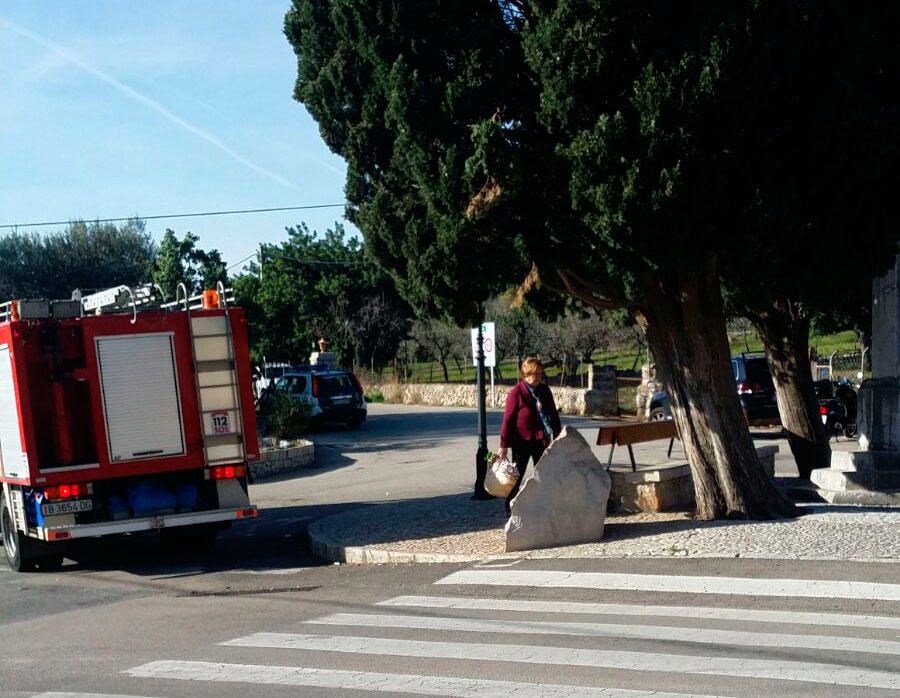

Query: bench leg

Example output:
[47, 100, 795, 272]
[627, 444, 636, 472]
[667, 437, 675, 459]
[606, 441, 616, 471]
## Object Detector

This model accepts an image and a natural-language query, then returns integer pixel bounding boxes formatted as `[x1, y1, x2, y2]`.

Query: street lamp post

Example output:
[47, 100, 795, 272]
[472, 322, 491, 499]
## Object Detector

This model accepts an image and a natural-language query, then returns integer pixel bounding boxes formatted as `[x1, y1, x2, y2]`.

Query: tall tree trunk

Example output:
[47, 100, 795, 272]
[440, 357, 450, 383]
[636, 268, 795, 520]
[753, 305, 830, 478]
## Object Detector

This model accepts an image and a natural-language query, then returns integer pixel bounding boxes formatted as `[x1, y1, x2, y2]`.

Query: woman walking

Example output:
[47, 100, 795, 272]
[498, 357, 562, 516]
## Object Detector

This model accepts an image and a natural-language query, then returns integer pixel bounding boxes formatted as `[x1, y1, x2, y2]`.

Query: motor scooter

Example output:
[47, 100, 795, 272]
[815, 378, 857, 438]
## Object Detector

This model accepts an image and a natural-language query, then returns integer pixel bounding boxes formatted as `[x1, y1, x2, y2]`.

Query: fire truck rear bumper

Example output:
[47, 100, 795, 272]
[35, 506, 258, 541]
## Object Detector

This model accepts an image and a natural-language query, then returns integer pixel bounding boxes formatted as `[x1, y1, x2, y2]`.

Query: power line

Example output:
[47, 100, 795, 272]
[226, 253, 259, 271]
[227, 248, 373, 272]
[0, 203, 346, 231]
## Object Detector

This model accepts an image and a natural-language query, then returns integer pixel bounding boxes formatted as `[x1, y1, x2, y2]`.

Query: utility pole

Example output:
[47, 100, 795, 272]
[472, 321, 491, 499]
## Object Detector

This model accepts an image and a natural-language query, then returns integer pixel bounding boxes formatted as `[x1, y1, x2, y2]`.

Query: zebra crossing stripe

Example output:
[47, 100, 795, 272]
[222, 632, 900, 691]
[32, 694, 158, 698]
[307, 612, 900, 656]
[378, 595, 900, 631]
[124, 659, 732, 698]
[433, 570, 900, 601]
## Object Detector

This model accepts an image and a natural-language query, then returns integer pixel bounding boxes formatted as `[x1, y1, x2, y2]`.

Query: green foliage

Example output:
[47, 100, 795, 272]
[258, 390, 311, 440]
[288, 0, 899, 331]
[150, 229, 227, 299]
[0, 219, 154, 300]
[364, 388, 385, 403]
[285, 1, 543, 324]
[233, 223, 411, 367]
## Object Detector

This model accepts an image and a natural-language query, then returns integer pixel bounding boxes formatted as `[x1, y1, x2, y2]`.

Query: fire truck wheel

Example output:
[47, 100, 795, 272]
[1, 495, 37, 572]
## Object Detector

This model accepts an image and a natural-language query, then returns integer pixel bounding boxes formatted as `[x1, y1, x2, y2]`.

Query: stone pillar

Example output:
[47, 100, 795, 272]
[858, 255, 900, 451]
[812, 254, 900, 503]
[584, 364, 618, 415]
[871, 259, 900, 378]
[309, 336, 338, 368]
[309, 351, 337, 367]
[635, 363, 663, 417]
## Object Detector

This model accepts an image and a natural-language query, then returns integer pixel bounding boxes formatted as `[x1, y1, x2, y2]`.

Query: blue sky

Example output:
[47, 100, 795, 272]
[0, 1, 355, 271]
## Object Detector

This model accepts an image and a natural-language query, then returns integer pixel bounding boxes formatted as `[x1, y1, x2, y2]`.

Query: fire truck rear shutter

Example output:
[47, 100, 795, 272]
[0, 346, 26, 479]
[96, 333, 186, 462]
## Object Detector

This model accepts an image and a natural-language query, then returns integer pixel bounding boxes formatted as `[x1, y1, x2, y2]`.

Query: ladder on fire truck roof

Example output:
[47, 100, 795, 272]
[79, 283, 235, 316]
[0, 283, 235, 323]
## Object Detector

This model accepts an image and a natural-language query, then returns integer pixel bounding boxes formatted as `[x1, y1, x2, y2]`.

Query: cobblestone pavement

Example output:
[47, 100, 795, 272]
[309, 493, 900, 564]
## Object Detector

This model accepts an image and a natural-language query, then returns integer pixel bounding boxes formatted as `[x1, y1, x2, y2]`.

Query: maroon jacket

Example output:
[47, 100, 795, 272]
[500, 381, 562, 448]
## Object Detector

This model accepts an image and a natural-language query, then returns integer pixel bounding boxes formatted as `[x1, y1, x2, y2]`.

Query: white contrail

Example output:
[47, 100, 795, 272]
[0, 15, 299, 190]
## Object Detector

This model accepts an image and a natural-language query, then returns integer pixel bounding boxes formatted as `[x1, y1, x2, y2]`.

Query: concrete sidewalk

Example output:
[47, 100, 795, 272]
[308, 491, 900, 565]
[251, 404, 897, 566]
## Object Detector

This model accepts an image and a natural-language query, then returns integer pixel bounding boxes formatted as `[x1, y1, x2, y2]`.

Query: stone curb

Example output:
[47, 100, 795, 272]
[307, 516, 512, 564]
[306, 503, 900, 566]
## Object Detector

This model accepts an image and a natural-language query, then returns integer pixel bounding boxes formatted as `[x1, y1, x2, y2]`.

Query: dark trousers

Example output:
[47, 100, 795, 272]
[505, 440, 546, 515]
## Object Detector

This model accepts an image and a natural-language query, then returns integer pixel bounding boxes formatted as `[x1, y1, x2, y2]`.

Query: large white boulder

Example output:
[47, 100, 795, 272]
[505, 426, 611, 552]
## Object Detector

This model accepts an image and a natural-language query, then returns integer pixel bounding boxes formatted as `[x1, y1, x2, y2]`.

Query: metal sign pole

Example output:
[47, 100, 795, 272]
[472, 323, 490, 499]
[490, 366, 495, 408]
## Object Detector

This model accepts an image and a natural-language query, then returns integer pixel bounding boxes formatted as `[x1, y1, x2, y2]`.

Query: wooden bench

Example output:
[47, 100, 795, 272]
[597, 420, 679, 472]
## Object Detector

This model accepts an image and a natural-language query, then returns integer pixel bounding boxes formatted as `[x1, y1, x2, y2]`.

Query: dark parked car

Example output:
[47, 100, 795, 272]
[648, 354, 780, 425]
[260, 364, 367, 429]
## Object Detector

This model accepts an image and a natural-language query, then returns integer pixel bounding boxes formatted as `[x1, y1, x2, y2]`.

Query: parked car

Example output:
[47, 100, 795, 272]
[259, 364, 367, 429]
[647, 354, 780, 425]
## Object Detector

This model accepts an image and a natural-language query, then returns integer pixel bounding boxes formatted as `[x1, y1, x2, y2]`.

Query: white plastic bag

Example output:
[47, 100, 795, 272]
[484, 455, 519, 498]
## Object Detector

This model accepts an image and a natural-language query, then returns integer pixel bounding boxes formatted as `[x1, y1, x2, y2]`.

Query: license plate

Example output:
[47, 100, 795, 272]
[42, 499, 93, 516]
[821, 415, 828, 425]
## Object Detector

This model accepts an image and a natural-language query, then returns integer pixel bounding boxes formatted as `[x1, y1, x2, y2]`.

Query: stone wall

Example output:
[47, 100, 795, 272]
[250, 439, 316, 480]
[366, 382, 616, 416]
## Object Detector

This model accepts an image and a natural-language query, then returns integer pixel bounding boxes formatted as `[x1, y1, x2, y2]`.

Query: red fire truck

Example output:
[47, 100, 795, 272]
[0, 284, 259, 572]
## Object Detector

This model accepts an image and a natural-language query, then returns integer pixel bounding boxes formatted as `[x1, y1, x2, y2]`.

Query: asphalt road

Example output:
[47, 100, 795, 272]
[0, 404, 895, 697]
[1, 555, 897, 698]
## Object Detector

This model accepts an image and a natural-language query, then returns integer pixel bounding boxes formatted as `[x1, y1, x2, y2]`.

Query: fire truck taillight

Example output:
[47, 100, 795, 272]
[43, 483, 91, 500]
[207, 465, 246, 480]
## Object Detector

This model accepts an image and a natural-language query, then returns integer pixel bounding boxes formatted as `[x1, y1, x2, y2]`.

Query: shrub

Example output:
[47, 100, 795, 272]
[364, 389, 385, 403]
[258, 391, 311, 440]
